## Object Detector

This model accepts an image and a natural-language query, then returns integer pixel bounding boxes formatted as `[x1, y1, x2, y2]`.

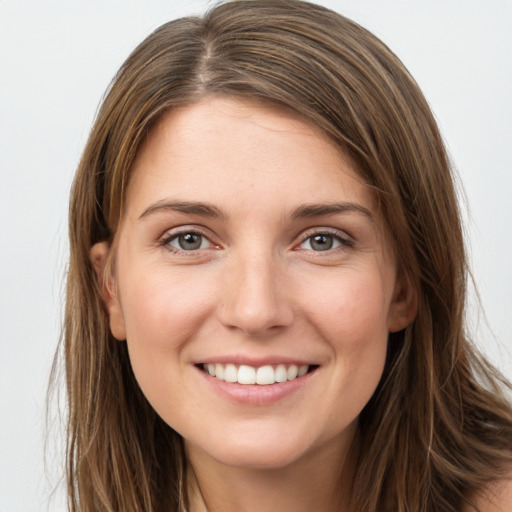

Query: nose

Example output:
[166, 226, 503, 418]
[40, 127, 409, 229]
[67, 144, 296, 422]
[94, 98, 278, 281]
[218, 251, 294, 337]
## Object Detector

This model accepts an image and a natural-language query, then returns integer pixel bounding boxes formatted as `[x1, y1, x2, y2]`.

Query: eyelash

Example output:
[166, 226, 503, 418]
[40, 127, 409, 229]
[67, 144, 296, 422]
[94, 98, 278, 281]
[159, 227, 354, 255]
[296, 228, 354, 252]
[159, 228, 215, 255]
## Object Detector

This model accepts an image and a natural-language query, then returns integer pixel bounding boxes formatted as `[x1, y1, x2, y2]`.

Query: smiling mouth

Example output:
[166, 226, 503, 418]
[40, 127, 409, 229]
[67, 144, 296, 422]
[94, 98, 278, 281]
[200, 363, 317, 385]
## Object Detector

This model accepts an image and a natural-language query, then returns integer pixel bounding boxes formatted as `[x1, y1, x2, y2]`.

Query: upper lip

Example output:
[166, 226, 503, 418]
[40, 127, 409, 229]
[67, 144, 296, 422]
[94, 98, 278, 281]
[196, 355, 319, 367]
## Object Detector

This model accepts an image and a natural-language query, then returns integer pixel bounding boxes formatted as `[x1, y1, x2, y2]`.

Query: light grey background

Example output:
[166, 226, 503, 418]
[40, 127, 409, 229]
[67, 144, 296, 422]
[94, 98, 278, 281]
[1, 1, 511, 510]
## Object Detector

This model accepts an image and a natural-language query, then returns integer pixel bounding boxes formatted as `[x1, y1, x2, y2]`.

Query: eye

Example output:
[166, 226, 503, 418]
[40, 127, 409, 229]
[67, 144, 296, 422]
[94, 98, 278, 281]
[298, 231, 352, 252]
[163, 231, 213, 252]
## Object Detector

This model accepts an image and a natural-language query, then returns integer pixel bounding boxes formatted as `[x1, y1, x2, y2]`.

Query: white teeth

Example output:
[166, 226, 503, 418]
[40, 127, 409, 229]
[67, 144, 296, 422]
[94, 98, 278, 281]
[275, 364, 288, 383]
[287, 365, 298, 380]
[215, 363, 224, 380]
[238, 365, 256, 384]
[256, 365, 274, 385]
[298, 364, 308, 377]
[202, 363, 312, 385]
[224, 363, 238, 383]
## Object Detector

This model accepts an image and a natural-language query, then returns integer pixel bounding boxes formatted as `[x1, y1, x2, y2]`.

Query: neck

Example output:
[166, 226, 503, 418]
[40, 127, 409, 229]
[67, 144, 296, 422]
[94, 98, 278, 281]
[185, 429, 358, 512]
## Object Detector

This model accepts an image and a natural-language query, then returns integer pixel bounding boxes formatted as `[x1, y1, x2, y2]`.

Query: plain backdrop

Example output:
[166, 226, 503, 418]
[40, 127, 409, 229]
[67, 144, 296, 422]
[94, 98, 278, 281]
[1, 1, 511, 510]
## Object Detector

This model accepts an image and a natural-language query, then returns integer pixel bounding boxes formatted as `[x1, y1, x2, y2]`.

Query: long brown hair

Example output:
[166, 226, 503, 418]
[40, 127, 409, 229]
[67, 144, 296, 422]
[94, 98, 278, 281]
[59, 1, 512, 510]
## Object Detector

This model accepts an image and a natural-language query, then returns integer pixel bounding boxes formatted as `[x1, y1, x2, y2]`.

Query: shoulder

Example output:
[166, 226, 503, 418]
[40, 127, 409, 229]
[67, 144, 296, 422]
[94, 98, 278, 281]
[465, 474, 512, 512]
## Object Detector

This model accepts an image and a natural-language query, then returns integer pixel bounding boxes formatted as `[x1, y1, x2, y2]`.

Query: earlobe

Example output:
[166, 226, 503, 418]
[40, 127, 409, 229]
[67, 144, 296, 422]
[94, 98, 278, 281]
[90, 242, 127, 341]
[388, 272, 418, 333]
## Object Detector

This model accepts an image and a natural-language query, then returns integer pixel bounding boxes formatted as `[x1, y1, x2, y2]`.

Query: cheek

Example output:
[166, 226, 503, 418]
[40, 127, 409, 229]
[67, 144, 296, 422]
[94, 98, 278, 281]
[117, 265, 217, 392]
[300, 268, 392, 345]
[116, 265, 221, 431]
[298, 269, 391, 406]
[122, 265, 215, 341]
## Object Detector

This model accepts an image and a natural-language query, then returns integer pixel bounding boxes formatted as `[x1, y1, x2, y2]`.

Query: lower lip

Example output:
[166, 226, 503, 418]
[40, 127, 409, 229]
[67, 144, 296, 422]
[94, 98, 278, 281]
[196, 366, 317, 405]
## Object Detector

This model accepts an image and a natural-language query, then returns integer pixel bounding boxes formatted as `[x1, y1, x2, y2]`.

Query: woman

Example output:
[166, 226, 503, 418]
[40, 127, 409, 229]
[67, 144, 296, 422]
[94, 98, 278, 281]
[60, 0, 512, 510]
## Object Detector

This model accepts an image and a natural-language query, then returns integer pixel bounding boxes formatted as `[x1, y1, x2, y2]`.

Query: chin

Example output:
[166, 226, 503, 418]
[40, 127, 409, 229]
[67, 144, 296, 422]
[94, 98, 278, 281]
[207, 447, 307, 471]
[185, 423, 333, 471]
[221, 446, 304, 470]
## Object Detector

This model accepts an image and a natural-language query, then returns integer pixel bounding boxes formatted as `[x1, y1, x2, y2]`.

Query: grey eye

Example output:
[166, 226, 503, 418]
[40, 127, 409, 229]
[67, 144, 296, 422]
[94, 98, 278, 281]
[310, 234, 334, 251]
[300, 234, 343, 251]
[180, 233, 202, 250]
[170, 232, 208, 251]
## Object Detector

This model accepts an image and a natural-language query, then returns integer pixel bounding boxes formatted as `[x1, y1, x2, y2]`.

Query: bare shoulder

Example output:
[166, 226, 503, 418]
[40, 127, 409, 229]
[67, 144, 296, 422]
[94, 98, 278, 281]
[465, 473, 512, 512]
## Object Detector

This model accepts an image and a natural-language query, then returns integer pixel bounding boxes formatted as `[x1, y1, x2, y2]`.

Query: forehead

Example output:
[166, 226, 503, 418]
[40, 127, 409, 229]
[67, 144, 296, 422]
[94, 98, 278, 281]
[126, 96, 374, 216]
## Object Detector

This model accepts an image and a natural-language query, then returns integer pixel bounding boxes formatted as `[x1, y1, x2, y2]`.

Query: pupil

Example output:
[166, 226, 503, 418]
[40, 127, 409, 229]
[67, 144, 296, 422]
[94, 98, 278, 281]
[311, 234, 333, 251]
[179, 233, 201, 250]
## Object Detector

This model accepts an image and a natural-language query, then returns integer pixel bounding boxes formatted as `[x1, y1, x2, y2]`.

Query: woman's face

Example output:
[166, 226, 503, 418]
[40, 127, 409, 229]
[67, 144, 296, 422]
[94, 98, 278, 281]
[94, 97, 415, 471]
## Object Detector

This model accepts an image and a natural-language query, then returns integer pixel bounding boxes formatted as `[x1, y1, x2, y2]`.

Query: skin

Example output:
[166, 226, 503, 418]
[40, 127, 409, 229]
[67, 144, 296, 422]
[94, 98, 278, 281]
[92, 96, 417, 511]
[466, 477, 512, 512]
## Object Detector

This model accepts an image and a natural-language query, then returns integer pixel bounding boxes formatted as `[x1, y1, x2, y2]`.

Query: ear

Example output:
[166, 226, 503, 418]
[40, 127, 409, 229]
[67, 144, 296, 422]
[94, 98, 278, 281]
[90, 242, 127, 341]
[387, 271, 418, 333]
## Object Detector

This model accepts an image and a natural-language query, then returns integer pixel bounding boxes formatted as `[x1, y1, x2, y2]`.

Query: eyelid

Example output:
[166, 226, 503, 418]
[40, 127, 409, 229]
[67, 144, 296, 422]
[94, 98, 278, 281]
[157, 225, 354, 254]
[158, 225, 219, 253]
[295, 227, 354, 250]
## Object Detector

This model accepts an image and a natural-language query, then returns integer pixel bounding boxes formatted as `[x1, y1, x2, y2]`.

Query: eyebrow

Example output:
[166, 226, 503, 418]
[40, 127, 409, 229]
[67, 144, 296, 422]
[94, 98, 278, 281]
[291, 202, 374, 221]
[138, 199, 373, 222]
[139, 200, 226, 220]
